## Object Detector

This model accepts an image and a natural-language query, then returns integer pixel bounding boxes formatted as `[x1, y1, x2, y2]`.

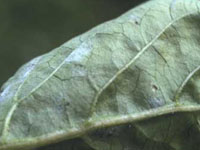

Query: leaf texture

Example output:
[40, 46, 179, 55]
[0, 0, 200, 149]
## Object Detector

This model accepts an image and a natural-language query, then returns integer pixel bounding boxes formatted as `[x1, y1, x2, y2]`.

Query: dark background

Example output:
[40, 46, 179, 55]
[0, 0, 147, 86]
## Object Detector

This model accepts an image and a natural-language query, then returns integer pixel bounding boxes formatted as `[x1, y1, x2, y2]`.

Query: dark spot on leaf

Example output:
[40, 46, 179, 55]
[135, 21, 139, 25]
[66, 102, 70, 106]
[152, 84, 158, 92]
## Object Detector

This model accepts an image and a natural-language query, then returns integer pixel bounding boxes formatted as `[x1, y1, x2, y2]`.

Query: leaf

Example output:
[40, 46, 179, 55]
[82, 124, 174, 150]
[0, 0, 200, 149]
[35, 138, 93, 150]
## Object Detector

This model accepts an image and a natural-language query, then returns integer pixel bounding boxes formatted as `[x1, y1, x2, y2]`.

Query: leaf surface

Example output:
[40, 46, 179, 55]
[0, 0, 200, 149]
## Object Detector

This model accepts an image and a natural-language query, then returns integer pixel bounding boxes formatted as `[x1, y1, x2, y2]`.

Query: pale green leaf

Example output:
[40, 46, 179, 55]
[0, 0, 200, 150]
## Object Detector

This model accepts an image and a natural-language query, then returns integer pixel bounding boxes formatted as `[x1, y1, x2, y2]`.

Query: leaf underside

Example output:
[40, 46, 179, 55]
[0, 0, 200, 150]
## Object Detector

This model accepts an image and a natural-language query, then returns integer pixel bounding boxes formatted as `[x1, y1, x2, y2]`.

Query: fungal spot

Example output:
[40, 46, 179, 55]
[152, 84, 158, 92]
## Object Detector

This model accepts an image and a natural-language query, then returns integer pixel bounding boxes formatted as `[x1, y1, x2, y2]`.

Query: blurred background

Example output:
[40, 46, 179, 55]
[0, 0, 147, 86]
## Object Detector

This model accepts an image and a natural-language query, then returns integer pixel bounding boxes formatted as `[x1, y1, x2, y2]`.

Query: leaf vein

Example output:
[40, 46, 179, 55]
[89, 11, 199, 117]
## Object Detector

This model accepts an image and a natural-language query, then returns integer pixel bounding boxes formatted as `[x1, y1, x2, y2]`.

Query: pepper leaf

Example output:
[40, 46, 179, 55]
[0, 0, 200, 150]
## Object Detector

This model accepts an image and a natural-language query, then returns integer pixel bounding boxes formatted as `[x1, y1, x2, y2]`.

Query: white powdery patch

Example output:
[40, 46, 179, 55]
[72, 66, 87, 77]
[0, 82, 16, 101]
[129, 15, 141, 23]
[169, 0, 177, 19]
[0, 56, 42, 102]
[0, 84, 12, 98]
[22, 56, 42, 78]
[65, 42, 92, 63]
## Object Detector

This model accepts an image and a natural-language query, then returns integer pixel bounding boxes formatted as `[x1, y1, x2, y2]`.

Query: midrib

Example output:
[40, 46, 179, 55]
[1, 104, 200, 150]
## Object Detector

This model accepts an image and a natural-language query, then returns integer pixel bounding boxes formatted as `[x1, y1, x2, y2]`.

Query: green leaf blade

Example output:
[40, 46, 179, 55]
[0, 0, 200, 150]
